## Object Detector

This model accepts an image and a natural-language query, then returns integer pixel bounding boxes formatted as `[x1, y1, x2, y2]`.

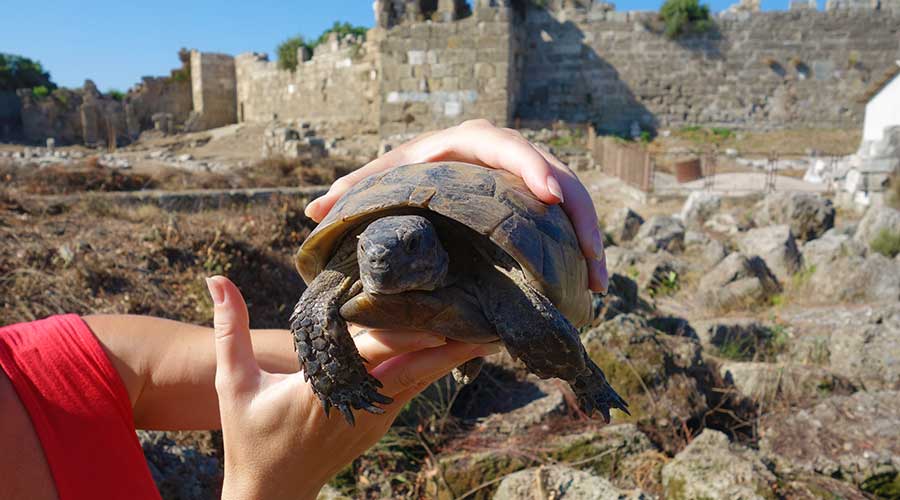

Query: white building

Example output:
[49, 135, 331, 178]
[862, 61, 900, 143]
[839, 61, 900, 207]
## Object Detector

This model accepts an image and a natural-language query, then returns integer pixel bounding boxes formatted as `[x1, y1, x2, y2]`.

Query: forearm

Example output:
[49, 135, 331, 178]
[84, 315, 299, 430]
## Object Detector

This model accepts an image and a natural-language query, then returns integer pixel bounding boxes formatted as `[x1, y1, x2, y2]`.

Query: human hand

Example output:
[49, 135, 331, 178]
[207, 276, 499, 500]
[303, 119, 609, 293]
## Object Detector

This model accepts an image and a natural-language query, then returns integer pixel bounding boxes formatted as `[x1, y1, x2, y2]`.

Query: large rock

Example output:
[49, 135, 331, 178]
[704, 213, 742, 235]
[493, 465, 647, 500]
[801, 229, 867, 269]
[719, 361, 854, 404]
[138, 430, 223, 500]
[854, 205, 900, 251]
[582, 315, 708, 453]
[425, 425, 655, 500]
[604, 246, 645, 276]
[633, 251, 686, 296]
[698, 253, 781, 310]
[781, 304, 900, 389]
[760, 391, 900, 491]
[591, 273, 640, 323]
[679, 192, 722, 229]
[662, 429, 777, 500]
[698, 321, 783, 361]
[753, 192, 835, 241]
[605, 207, 644, 244]
[804, 253, 900, 304]
[634, 215, 685, 253]
[737, 225, 803, 282]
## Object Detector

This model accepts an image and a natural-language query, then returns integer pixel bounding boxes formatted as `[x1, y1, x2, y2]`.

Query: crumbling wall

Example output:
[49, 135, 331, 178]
[17, 81, 129, 146]
[516, 7, 900, 132]
[378, 5, 517, 138]
[125, 76, 193, 135]
[0, 91, 21, 139]
[234, 33, 379, 132]
[190, 51, 237, 130]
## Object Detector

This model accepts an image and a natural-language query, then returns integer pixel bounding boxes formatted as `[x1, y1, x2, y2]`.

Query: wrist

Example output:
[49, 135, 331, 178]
[222, 469, 323, 500]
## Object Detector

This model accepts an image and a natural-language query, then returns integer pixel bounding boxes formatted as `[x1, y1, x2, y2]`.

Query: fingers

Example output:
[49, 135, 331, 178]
[206, 276, 260, 394]
[354, 329, 446, 368]
[372, 340, 502, 397]
[304, 120, 561, 222]
[303, 119, 608, 293]
[531, 145, 609, 293]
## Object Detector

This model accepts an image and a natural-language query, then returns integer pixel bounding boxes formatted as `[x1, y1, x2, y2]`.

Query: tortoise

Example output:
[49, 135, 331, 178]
[289, 161, 628, 425]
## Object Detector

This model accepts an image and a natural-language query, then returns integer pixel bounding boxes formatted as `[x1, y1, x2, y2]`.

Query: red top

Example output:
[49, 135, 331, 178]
[0, 314, 161, 500]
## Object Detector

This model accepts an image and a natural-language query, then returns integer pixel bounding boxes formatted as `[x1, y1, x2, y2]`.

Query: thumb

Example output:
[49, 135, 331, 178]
[206, 276, 260, 393]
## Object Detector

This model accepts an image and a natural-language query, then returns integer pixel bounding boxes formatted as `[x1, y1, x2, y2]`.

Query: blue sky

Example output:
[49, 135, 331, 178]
[3, 0, 821, 92]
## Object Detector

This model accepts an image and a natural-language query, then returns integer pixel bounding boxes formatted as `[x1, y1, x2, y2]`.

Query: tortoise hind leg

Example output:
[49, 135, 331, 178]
[289, 268, 392, 425]
[477, 272, 629, 423]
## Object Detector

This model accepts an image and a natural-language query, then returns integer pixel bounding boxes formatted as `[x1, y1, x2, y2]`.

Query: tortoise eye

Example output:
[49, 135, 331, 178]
[406, 235, 419, 252]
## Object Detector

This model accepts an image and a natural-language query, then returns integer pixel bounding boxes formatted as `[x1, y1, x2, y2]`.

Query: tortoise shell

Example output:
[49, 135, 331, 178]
[294, 161, 592, 327]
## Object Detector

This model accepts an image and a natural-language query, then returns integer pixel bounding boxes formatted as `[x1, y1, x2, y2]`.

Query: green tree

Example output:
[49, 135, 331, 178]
[311, 21, 367, 48]
[660, 0, 712, 39]
[0, 53, 56, 91]
[276, 36, 308, 72]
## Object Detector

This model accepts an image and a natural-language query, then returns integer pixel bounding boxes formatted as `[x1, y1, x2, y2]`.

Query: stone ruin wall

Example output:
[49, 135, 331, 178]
[234, 35, 381, 132]
[227, 3, 899, 140]
[190, 51, 237, 130]
[517, 8, 900, 133]
[12, 64, 193, 146]
[377, 6, 517, 138]
[7, 2, 900, 146]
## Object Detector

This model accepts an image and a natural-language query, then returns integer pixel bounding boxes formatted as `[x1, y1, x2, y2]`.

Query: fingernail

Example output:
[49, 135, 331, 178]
[205, 277, 225, 305]
[594, 256, 609, 295]
[303, 199, 319, 218]
[546, 175, 564, 204]
[590, 226, 604, 259]
[474, 343, 502, 357]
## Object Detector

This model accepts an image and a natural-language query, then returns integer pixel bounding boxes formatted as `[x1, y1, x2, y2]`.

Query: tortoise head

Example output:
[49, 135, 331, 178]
[357, 215, 449, 295]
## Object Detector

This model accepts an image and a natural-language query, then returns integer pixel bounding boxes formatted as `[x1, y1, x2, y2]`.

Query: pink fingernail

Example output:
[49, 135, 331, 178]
[546, 175, 564, 203]
[205, 277, 225, 305]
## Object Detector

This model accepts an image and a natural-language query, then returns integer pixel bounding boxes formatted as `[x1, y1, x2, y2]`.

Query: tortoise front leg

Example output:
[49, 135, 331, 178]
[289, 269, 392, 425]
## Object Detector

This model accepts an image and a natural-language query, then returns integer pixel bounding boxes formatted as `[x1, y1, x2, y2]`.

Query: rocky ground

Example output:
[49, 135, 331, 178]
[1, 125, 898, 499]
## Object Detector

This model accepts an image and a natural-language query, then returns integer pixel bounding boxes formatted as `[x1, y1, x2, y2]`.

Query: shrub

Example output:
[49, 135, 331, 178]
[31, 85, 50, 98]
[276, 36, 308, 72]
[871, 229, 900, 258]
[107, 89, 125, 101]
[710, 127, 734, 140]
[311, 22, 367, 48]
[0, 53, 56, 91]
[660, 0, 712, 39]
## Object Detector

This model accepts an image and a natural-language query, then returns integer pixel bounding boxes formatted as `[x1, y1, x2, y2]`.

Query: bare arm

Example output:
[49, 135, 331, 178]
[83, 314, 298, 431]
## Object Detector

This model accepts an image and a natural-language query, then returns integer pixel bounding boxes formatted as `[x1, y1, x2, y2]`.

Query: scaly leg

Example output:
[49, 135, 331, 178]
[478, 271, 629, 423]
[290, 268, 392, 425]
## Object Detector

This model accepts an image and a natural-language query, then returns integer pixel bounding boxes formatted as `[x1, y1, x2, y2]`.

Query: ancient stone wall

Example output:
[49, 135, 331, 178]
[234, 33, 379, 132]
[377, 6, 516, 138]
[190, 51, 237, 130]
[0, 91, 21, 139]
[125, 76, 193, 135]
[516, 8, 900, 133]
